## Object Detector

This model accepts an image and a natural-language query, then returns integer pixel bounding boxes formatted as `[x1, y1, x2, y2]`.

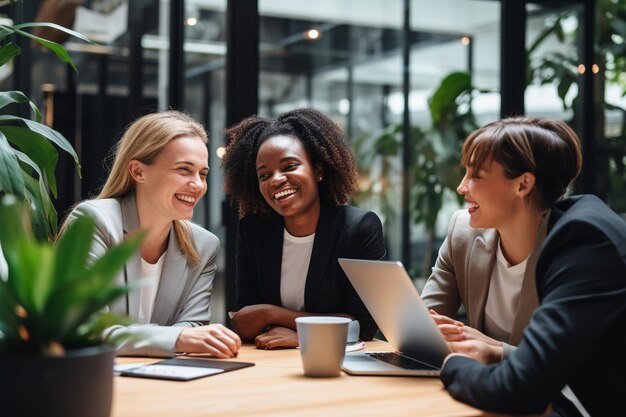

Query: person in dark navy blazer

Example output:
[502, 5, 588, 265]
[438, 117, 626, 417]
[222, 108, 386, 349]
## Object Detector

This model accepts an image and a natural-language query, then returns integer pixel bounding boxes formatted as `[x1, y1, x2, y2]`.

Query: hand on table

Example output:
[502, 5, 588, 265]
[444, 340, 503, 365]
[229, 304, 279, 341]
[255, 326, 299, 350]
[175, 324, 241, 358]
[429, 310, 503, 364]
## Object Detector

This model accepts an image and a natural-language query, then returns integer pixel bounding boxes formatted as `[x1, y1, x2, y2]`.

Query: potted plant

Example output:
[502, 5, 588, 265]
[0, 195, 142, 417]
[0, 6, 141, 417]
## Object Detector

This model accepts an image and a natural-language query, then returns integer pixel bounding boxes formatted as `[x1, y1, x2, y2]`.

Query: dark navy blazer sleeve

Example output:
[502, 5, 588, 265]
[440, 198, 626, 416]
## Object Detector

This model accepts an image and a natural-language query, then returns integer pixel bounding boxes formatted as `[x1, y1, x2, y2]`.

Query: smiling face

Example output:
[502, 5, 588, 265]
[131, 136, 209, 224]
[456, 159, 524, 230]
[255, 135, 322, 234]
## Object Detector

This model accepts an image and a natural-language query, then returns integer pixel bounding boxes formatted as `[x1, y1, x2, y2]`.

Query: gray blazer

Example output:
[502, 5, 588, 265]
[67, 194, 220, 357]
[421, 209, 545, 357]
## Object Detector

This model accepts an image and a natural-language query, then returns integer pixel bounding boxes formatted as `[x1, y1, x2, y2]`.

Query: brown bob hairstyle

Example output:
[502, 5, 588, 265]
[461, 117, 582, 210]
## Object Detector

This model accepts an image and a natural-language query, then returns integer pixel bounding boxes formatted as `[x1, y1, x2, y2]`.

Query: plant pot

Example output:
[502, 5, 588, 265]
[0, 345, 115, 417]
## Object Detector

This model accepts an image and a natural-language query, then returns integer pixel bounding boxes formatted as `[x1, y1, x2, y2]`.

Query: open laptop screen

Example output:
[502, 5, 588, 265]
[338, 258, 450, 368]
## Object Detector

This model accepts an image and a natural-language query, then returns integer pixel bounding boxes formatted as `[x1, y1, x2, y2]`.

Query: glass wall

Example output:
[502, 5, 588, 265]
[525, 1, 626, 216]
[258, 0, 502, 278]
[407, 0, 500, 279]
[181, 0, 228, 323]
[4, 0, 622, 320]
[258, 0, 405, 261]
[3, 0, 230, 321]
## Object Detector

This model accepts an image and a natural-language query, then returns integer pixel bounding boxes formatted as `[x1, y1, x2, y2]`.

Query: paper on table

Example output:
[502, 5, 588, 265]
[345, 340, 365, 352]
[122, 364, 223, 380]
[113, 362, 151, 375]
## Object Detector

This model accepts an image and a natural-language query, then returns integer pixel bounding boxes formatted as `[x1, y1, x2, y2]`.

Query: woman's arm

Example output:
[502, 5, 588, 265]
[230, 303, 353, 341]
[421, 211, 463, 318]
[440, 221, 626, 415]
[171, 229, 218, 326]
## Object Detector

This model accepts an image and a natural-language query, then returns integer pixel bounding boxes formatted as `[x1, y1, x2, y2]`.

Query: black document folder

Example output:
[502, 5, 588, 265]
[120, 357, 255, 381]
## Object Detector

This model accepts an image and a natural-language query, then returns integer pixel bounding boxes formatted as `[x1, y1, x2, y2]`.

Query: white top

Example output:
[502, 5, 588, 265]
[483, 240, 528, 341]
[280, 229, 315, 311]
[137, 253, 166, 324]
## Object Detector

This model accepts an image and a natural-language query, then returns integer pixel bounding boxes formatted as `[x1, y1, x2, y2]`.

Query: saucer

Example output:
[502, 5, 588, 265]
[345, 340, 365, 352]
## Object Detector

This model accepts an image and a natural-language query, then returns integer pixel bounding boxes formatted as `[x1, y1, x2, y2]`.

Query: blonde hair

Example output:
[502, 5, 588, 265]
[99, 111, 209, 264]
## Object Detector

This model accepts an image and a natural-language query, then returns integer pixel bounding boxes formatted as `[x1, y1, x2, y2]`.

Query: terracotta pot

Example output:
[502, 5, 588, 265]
[0, 345, 115, 417]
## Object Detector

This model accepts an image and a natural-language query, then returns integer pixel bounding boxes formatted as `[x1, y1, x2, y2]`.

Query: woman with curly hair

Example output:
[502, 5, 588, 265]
[222, 108, 386, 349]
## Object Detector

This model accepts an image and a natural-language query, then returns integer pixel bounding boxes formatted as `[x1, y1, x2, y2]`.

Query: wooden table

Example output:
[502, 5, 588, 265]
[112, 340, 487, 417]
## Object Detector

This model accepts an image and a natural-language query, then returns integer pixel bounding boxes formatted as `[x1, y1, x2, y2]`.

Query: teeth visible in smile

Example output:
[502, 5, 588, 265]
[176, 194, 196, 203]
[274, 189, 297, 200]
[468, 202, 479, 209]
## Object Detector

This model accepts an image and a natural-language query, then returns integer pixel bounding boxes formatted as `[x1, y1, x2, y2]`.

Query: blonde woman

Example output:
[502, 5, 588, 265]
[65, 111, 240, 358]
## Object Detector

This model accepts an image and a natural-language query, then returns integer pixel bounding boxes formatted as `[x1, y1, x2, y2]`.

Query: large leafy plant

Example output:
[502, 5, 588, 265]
[0, 195, 142, 355]
[354, 72, 479, 275]
[0, 16, 90, 238]
[528, 1, 626, 210]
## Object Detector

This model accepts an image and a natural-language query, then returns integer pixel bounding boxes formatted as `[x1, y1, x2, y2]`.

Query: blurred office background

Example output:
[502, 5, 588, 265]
[1, 0, 624, 323]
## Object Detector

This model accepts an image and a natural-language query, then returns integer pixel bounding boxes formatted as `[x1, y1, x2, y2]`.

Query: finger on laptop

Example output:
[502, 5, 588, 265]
[430, 310, 464, 327]
[437, 324, 466, 342]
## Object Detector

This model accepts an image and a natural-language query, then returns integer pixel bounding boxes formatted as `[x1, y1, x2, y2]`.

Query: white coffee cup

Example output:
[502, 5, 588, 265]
[295, 316, 352, 377]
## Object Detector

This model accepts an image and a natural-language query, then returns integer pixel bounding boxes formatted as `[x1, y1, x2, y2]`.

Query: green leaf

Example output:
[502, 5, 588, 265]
[13, 149, 51, 209]
[0, 25, 13, 42]
[89, 233, 144, 285]
[429, 72, 472, 126]
[30, 245, 56, 314]
[11, 27, 78, 73]
[15, 153, 58, 237]
[0, 196, 31, 248]
[21, 173, 54, 239]
[0, 198, 141, 350]
[0, 91, 42, 122]
[0, 43, 20, 67]
[13, 22, 93, 44]
[0, 130, 26, 197]
[48, 230, 142, 341]
[0, 115, 80, 175]
[528, 14, 569, 55]
[53, 216, 96, 290]
[1, 125, 59, 197]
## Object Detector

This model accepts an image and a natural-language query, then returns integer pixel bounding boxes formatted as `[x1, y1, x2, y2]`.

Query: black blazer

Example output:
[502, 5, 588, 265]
[441, 195, 626, 416]
[235, 203, 386, 340]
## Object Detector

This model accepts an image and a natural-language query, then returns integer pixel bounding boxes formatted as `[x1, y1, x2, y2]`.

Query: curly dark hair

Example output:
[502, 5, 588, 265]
[222, 108, 359, 217]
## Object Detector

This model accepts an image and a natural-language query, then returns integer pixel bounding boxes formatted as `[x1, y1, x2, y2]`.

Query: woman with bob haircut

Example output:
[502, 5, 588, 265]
[64, 111, 241, 358]
[421, 117, 583, 359]
[222, 108, 386, 350]
[433, 117, 626, 416]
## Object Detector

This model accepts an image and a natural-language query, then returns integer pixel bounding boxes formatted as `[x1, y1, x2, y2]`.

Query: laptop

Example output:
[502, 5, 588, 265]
[338, 258, 451, 376]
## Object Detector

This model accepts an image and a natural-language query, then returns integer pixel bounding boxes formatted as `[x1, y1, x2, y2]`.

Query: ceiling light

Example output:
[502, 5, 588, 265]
[305, 29, 320, 40]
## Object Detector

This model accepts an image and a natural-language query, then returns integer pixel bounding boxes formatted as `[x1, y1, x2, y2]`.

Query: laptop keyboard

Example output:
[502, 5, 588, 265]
[366, 352, 438, 371]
